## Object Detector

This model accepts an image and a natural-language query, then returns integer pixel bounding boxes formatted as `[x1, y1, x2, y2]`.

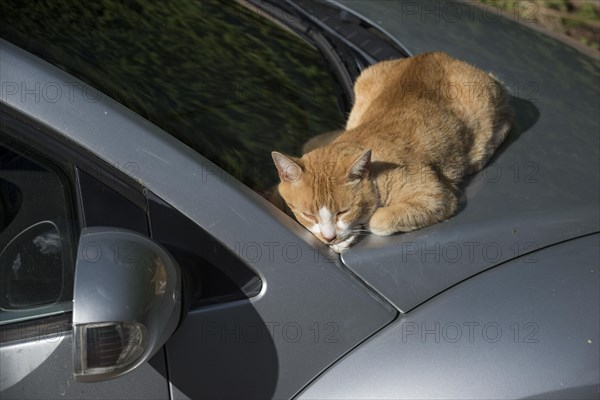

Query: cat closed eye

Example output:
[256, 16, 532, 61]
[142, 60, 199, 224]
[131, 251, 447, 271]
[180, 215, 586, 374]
[336, 209, 350, 217]
[301, 212, 316, 220]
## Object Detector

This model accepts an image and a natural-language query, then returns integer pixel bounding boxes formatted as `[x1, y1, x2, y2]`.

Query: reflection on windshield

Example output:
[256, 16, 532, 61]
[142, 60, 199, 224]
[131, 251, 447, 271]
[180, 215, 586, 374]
[1, 0, 347, 190]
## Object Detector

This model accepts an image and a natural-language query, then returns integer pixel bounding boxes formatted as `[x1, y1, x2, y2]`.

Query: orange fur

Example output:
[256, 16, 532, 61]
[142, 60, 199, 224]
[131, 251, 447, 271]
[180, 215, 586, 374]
[272, 52, 513, 252]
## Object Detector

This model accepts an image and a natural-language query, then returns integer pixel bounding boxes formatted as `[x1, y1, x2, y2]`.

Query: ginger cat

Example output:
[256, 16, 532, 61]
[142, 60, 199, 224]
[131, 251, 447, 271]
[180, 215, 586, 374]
[272, 52, 513, 252]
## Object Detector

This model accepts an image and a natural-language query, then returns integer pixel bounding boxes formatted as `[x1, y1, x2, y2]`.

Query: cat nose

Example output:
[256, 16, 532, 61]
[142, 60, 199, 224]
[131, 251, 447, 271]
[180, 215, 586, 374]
[322, 233, 337, 242]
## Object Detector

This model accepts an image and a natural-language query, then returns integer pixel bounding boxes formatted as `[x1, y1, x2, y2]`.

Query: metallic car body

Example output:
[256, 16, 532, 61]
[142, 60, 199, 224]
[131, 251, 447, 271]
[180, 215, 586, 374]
[1, 0, 599, 399]
[299, 233, 600, 399]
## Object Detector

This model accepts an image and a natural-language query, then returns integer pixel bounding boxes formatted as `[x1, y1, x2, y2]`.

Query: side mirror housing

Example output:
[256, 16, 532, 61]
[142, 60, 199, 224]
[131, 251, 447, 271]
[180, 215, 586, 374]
[72, 227, 181, 382]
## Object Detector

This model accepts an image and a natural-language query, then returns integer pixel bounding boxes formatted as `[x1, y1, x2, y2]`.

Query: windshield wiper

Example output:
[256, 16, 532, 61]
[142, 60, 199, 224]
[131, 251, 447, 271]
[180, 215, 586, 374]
[241, 0, 411, 111]
[240, 0, 360, 110]
[283, 0, 410, 63]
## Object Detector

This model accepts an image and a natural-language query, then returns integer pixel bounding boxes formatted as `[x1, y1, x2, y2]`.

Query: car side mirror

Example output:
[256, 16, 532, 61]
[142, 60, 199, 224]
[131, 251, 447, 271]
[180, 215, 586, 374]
[72, 227, 181, 382]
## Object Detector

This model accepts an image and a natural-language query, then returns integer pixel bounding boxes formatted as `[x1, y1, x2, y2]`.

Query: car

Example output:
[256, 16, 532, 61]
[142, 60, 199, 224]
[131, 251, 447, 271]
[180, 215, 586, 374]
[1, 0, 598, 399]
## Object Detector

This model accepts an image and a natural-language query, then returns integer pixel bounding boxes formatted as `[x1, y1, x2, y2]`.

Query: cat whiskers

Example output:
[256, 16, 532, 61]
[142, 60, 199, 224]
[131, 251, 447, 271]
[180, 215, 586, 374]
[345, 227, 371, 237]
[348, 231, 371, 237]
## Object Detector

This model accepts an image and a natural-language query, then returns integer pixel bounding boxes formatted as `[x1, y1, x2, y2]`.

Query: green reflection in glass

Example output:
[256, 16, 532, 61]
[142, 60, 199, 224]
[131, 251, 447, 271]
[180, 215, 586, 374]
[1, 0, 346, 190]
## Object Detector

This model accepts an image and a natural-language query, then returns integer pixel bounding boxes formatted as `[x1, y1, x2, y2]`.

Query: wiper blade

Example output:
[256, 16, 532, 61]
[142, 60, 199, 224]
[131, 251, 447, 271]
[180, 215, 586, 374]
[242, 0, 410, 110]
[242, 0, 359, 108]
[285, 0, 410, 62]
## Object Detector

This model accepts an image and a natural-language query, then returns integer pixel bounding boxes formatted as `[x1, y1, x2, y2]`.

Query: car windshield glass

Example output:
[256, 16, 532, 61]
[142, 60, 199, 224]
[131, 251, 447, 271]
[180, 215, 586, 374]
[0, 0, 346, 191]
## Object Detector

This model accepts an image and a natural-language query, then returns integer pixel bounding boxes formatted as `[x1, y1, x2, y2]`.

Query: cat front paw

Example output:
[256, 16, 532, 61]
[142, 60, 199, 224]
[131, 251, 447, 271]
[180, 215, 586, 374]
[367, 209, 397, 236]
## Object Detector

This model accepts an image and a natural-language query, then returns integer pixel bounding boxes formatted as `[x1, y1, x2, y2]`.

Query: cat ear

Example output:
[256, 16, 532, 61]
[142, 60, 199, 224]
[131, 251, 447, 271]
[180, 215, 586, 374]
[272, 151, 302, 183]
[347, 150, 371, 182]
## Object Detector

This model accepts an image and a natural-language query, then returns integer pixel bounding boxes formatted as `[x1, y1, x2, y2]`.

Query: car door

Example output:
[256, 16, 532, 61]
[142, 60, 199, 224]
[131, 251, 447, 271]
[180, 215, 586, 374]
[0, 114, 170, 399]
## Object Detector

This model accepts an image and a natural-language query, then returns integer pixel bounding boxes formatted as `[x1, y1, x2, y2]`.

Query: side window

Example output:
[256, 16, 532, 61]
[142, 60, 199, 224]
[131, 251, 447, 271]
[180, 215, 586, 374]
[0, 118, 261, 329]
[0, 143, 76, 325]
[77, 168, 148, 235]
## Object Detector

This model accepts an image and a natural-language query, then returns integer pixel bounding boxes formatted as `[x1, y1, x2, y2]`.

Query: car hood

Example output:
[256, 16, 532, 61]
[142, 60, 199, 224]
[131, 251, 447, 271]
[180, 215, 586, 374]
[332, 0, 600, 312]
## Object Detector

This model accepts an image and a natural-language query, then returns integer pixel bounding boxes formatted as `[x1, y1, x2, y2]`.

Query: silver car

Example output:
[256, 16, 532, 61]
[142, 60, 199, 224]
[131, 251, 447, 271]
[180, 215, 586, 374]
[1, 0, 598, 399]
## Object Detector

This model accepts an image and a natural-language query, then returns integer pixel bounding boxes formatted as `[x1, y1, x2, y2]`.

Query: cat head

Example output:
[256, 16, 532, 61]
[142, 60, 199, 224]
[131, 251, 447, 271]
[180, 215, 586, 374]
[271, 143, 378, 250]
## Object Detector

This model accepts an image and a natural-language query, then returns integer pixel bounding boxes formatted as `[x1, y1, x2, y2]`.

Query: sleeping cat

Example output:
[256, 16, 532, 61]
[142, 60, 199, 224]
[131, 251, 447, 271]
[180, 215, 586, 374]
[271, 52, 513, 252]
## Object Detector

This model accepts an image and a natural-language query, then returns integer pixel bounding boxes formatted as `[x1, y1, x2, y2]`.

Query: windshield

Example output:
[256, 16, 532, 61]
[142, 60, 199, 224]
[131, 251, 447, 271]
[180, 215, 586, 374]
[0, 0, 347, 191]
